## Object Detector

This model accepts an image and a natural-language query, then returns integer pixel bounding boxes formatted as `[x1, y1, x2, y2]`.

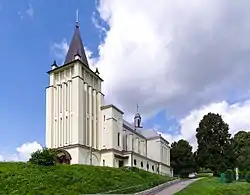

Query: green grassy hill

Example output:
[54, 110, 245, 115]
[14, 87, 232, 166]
[0, 162, 171, 194]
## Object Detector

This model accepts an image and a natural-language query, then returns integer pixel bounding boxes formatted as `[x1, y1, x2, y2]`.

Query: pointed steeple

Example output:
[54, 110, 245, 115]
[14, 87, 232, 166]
[64, 13, 89, 66]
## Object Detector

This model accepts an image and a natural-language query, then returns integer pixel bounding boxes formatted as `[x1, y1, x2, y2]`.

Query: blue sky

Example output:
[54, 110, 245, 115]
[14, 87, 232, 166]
[0, 0, 102, 153]
[2, 0, 250, 158]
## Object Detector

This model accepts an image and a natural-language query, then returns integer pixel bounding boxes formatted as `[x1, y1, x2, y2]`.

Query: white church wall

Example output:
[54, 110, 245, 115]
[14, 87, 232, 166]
[101, 152, 114, 167]
[65, 147, 79, 164]
[132, 154, 158, 174]
[46, 65, 76, 149]
[159, 164, 172, 176]
[78, 147, 101, 166]
[101, 108, 113, 149]
[147, 138, 161, 162]
[101, 105, 123, 150]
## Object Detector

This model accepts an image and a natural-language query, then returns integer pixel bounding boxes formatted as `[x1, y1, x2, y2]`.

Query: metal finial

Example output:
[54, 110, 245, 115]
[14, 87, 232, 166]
[53, 60, 57, 66]
[136, 104, 139, 113]
[76, 9, 79, 27]
[95, 68, 100, 75]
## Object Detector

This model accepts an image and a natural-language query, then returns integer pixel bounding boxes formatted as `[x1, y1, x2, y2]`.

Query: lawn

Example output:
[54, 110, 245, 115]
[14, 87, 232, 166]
[176, 177, 250, 195]
[0, 162, 171, 194]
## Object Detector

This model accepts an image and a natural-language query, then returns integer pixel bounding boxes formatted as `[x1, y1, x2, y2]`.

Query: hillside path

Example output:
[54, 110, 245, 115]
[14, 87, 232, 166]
[155, 178, 201, 195]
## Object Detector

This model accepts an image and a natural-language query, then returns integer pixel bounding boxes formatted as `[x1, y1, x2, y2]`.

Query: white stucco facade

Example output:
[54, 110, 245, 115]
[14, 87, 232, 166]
[45, 23, 172, 177]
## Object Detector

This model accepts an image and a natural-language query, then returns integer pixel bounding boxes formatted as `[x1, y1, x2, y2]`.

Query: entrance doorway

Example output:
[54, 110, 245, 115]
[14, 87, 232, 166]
[118, 160, 124, 167]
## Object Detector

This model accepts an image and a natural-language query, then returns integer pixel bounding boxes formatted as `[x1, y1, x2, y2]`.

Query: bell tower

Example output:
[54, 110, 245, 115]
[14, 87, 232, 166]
[46, 16, 104, 164]
[134, 104, 142, 130]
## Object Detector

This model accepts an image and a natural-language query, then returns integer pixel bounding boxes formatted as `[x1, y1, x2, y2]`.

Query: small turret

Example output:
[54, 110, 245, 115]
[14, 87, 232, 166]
[134, 104, 142, 129]
[51, 60, 58, 70]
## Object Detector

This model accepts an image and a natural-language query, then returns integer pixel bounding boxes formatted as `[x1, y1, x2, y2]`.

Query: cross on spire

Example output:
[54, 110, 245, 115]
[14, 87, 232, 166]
[136, 104, 139, 113]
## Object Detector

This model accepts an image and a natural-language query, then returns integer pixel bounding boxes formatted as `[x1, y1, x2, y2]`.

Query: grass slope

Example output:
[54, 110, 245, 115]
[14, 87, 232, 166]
[0, 162, 171, 194]
[176, 177, 250, 195]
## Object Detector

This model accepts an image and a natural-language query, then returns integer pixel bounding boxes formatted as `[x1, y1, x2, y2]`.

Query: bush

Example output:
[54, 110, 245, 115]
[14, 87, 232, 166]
[225, 169, 234, 183]
[179, 169, 191, 178]
[238, 171, 246, 181]
[245, 172, 250, 183]
[29, 148, 57, 166]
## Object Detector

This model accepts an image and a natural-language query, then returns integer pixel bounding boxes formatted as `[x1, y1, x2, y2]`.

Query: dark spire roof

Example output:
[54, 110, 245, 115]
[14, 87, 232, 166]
[64, 22, 89, 66]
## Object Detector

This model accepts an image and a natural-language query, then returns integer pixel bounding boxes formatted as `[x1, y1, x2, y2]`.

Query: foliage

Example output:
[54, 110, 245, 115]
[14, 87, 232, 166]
[0, 162, 171, 194]
[199, 168, 212, 173]
[176, 177, 250, 195]
[225, 169, 234, 183]
[245, 172, 250, 183]
[196, 112, 236, 176]
[197, 172, 213, 178]
[238, 171, 246, 181]
[233, 131, 250, 171]
[28, 148, 57, 166]
[170, 139, 196, 177]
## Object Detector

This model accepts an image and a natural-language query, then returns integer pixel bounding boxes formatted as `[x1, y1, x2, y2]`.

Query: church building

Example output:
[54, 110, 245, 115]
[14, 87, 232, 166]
[45, 20, 172, 176]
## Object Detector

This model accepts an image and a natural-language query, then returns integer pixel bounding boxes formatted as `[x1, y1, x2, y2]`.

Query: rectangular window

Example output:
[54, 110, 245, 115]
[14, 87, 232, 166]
[103, 159, 105, 166]
[104, 115, 106, 121]
[117, 133, 120, 146]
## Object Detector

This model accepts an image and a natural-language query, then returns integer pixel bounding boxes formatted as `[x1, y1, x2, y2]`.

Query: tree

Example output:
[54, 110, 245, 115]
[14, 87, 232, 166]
[196, 112, 236, 176]
[233, 131, 250, 171]
[29, 148, 57, 166]
[170, 139, 196, 177]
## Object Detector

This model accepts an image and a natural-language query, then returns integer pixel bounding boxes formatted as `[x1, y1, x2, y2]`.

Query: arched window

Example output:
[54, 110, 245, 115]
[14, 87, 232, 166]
[152, 165, 155, 171]
[117, 133, 120, 146]
[134, 159, 137, 166]
[141, 161, 143, 168]
[146, 163, 149, 170]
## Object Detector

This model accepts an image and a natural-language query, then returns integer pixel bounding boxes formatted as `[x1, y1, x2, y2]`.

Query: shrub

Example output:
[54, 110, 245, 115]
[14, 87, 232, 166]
[245, 172, 250, 183]
[239, 171, 246, 181]
[130, 167, 140, 173]
[225, 169, 234, 183]
[179, 169, 191, 178]
[29, 148, 57, 166]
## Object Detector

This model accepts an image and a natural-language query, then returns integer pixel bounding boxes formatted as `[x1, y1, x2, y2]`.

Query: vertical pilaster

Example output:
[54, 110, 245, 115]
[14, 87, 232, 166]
[97, 92, 102, 149]
[57, 84, 61, 147]
[93, 89, 97, 149]
[66, 81, 69, 145]
[82, 82, 86, 145]
[84, 83, 88, 145]
[69, 80, 72, 144]
[62, 83, 65, 146]
[54, 86, 57, 147]
[46, 86, 53, 148]
[72, 78, 80, 145]
[88, 86, 92, 147]
[78, 79, 84, 145]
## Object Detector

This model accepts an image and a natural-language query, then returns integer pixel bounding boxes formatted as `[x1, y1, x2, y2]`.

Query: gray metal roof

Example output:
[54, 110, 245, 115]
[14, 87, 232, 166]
[140, 129, 159, 138]
[64, 22, 89, 66]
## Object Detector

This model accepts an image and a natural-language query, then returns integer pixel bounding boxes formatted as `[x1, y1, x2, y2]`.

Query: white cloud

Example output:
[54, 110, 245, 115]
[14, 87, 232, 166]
[51, 39, 69, 64]
[18, 4, 34, 20]
[160, 100, 250, 150]
[26, 4, 34, 18]
[0, 141, 42, 162]
[94, 0, 250, 119]
[48, 1, 250, 150]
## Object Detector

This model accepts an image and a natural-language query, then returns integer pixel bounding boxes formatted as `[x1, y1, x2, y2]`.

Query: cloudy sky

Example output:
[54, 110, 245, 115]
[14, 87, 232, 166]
[1, 0, 250, 161]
